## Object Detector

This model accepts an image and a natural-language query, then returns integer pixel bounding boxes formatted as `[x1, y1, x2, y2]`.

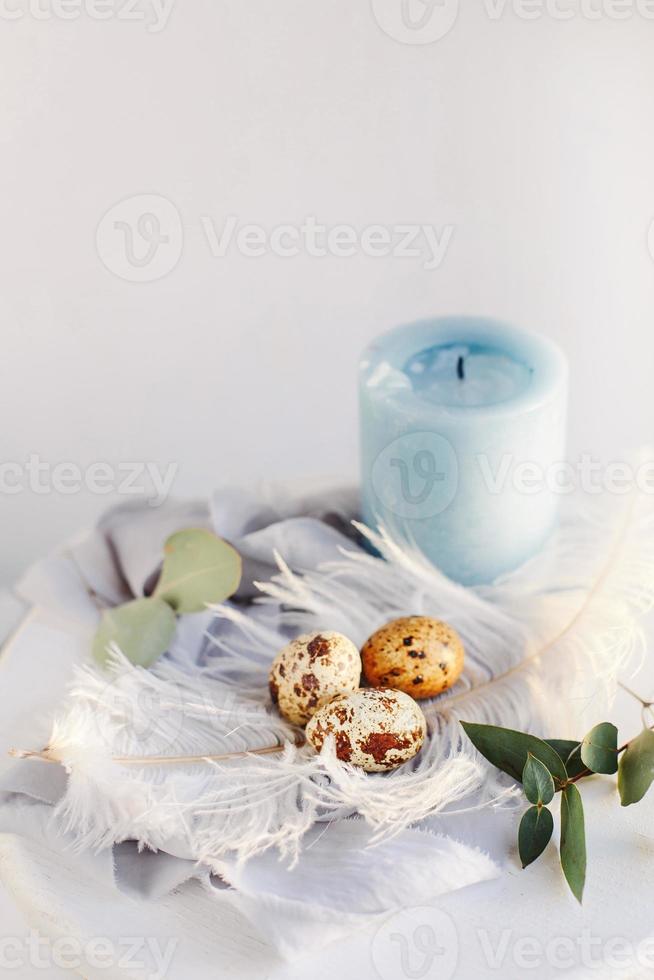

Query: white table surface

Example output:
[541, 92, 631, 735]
[1, 596, 654, 980]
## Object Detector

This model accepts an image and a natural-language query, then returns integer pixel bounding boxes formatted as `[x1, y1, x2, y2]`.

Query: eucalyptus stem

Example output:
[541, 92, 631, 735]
[565, 743, 626, 786]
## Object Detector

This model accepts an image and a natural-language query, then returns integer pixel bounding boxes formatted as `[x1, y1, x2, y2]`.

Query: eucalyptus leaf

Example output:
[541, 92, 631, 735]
[153, 528, 242, 613]
[581, 722, 618, 775]
[523, 753, 555, 805]
[618, 728, 654, 806]
[93, 597, 176, 668]
[519, 805, 554, 868]
[461, 722, 568, 785]
[560, 783, 586, 903]
[545, 740, 586, 779]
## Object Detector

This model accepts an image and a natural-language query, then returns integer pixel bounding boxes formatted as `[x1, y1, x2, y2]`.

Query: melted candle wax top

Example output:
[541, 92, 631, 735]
[403, 343, 534, 408]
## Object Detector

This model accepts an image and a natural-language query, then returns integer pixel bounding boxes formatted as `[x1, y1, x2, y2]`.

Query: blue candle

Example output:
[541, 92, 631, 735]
[359, 317, 568, 585]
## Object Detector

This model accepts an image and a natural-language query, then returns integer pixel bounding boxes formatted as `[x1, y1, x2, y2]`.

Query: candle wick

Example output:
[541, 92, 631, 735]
[457, 356, 465, 381]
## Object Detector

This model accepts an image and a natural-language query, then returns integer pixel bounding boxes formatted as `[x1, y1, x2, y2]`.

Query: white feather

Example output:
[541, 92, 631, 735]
[42, 489, 654, 865]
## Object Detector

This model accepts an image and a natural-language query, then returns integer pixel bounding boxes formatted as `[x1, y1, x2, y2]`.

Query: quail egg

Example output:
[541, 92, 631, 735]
[306, 687, 426, 772]
[361, 615, 464, 700]
[269, 631, 361, 726]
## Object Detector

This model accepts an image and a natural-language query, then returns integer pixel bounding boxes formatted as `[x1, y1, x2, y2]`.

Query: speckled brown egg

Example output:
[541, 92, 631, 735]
[269, 631, 361, 726]
[305, 688, 426, 772]
[361, 615, 464, 700]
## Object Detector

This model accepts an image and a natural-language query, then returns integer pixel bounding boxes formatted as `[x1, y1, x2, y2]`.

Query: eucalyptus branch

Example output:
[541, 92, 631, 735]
[91, 528, 243, 670]
[462, 690, 654, 903]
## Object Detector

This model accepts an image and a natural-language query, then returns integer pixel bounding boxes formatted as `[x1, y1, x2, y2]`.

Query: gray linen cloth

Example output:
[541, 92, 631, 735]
[0, 486, 503, 955]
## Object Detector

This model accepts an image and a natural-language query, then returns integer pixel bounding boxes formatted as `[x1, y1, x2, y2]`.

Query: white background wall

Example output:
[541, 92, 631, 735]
[1, 1, 654, 587]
